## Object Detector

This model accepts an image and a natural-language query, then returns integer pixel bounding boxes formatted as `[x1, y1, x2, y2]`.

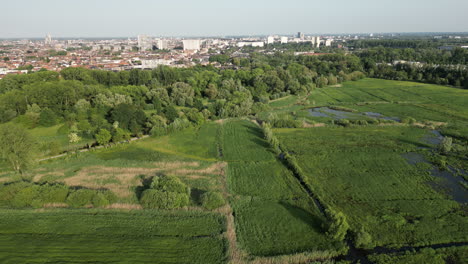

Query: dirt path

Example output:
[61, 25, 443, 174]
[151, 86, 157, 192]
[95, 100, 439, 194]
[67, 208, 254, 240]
[217, 163, 247, 264]
[37, 135, 150, 162]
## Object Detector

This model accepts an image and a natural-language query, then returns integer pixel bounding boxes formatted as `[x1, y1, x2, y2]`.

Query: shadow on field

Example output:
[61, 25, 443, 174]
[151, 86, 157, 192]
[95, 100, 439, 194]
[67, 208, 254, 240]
[134, 174, 154, 199]
[190, 188, 206, 205]
[279, 201, 326, 232]
[398, 138, 430, 149]
[246, 125, 272, 149]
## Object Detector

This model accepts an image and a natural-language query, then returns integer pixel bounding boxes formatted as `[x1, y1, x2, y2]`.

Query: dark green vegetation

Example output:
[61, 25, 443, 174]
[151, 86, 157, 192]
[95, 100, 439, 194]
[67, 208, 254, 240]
[0, 181, 116, 209]
[222, 120, 343, 257]
[0, 210, 226, 264]
[270, 78, 468, 253]
[0, 45, 467, 263]
[140, 175, 190, 209]
[368, 246, 468, 264]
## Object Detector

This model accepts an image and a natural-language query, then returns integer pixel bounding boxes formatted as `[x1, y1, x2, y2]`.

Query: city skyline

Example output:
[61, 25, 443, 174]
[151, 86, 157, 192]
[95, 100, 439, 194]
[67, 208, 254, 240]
[1, 0, 468, 38]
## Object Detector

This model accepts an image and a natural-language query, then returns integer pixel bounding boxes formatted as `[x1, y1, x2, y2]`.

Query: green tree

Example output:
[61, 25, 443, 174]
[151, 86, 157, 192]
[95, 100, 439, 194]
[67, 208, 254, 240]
[326, 209, 350, 241]
[95, 129, 112, 145]
[439, 137, 453, 154]
[140, 175, 190, 209]
[38, 108, 59, 127]
[164, 105, 179, 123]
[0, 124, 37, 174]
[201, 191, 226, 210]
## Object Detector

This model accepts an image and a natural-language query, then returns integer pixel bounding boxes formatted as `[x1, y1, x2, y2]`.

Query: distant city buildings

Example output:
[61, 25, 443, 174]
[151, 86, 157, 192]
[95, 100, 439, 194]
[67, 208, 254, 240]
[237, 41, 264, 48]
[138, 35, 152, 51]
[183, 39, 201, 51]
[267, 36, 275, 44]
[297, 32, 305, 40]
[45, 33, 52, 45]
[0, 31, 379, 79]
[156, 39, 169, 50]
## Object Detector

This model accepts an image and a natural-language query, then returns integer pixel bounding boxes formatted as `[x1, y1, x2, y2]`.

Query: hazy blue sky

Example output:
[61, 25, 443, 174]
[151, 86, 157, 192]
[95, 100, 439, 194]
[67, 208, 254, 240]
[1, 0, 467, 38]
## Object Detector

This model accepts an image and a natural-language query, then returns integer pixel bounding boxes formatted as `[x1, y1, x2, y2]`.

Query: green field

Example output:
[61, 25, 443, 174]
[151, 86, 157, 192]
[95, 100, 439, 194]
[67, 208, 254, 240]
[271, 78, 468, 250]
[1, 78, 467, 263]
[221, 120, 341, 257]
[276, 126, 467, 247]
[0, 210, 226, 264]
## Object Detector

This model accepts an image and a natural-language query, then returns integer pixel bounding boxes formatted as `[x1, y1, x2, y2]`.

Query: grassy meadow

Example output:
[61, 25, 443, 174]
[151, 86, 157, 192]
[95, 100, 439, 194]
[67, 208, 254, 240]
[0, 210, 226, 264]
[0, 78, 466, 263]
[270, 78, 468, 249]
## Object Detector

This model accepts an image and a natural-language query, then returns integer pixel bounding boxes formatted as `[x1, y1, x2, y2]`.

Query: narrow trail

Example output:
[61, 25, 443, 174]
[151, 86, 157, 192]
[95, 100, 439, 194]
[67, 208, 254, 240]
[37, 135, 150, 162]
[216, 123, 247, 264]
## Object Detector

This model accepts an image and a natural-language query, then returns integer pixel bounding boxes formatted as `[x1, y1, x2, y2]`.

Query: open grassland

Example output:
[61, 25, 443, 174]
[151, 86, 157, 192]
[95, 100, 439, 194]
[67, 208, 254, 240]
[0, 209, 226, 264]
[267, 79, 468, 135]
[0, 126, 226, 206]
[222, 120, 342, 257]
[275, 126, 468, 248]
[142, 123, 220, 161]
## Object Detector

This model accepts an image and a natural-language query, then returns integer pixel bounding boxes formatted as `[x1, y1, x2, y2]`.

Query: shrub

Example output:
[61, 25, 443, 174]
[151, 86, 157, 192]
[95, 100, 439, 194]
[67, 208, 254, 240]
[95, 128, 112, 145]
[11, 184, 41, 208]
[326, 209, 350, 241]
[91, 192, 110, 208]
[402, 117, 416, 124]
[66, 189, 95, 208]
[355, 228, 373, 249]
[140, 189, 189, 209]
[140, 175, 190, 209]
[439, 137, 453, 154]
[0, 182, 70, 208]
[35, 184, 69, 205]
[201, 191, 226, 210]
[0, 182, 33, 207]
[336, 119, 351, 127]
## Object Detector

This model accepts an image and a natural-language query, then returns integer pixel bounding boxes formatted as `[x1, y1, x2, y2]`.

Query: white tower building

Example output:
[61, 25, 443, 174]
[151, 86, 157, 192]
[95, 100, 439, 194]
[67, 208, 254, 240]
[45, 33, 52, 45]
[138, 35, 152, 51]
[183, 39, 201, 51]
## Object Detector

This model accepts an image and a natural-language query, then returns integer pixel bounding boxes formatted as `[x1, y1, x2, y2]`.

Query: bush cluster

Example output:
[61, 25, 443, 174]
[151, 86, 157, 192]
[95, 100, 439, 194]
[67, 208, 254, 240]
[140, 175, 190, 209]
[0, 181, 117, 208]
[201, 191, 226, 210]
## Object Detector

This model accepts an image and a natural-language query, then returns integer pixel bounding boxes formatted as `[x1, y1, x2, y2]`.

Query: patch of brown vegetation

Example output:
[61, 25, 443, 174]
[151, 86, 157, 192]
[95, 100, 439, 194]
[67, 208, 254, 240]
[215, 119, 226, 124]
[42, 203, 69, 208]
[249, 251, 336, 264]
[0, 177, 12, 183]
[33, 170, 66, 182]
[105, 203, 142, 210]
[303, 122, 326, 128]
[173, 162, 227, 176]
[153, 161, 200, 170]
[61, 162, 226, 198]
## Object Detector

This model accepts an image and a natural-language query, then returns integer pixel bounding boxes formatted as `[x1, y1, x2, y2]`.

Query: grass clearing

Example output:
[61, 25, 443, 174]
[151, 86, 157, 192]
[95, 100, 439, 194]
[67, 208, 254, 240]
[0, 209, 227, 264]
[276, 126, 468, 248]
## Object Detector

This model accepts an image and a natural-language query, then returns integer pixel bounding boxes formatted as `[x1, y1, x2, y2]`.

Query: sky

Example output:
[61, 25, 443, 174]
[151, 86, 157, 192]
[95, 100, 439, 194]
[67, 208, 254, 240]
[1, 0, 467, 38]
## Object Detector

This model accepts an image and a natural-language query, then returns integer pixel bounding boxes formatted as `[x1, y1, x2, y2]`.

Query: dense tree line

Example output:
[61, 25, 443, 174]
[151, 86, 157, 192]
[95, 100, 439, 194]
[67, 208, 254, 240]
[358, 46, 468, 65]
[353, 39, 468, 87]
[0, 53, 364, 146]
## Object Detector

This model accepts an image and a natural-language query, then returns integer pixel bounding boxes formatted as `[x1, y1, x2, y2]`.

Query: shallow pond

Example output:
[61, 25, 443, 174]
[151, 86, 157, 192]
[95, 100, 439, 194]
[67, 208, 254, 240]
[402, 152, 468, 203]
[422, 130, 444, 145]
[308, 107, 351, 119]
[308, 107, 401, 122]
[363, 112, 401, 122]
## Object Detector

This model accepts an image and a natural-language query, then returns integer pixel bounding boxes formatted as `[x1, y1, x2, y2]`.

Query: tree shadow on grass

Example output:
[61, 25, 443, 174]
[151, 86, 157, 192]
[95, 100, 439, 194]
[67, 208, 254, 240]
[279, 201, 327, 233]
[398, 138, 431, 149]
[134, 174, 155, 200]
[190, 188, 206, 205]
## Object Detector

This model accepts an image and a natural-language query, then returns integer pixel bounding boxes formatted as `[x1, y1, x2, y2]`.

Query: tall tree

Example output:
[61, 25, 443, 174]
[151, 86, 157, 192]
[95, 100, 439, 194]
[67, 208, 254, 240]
[0, 124, 37, 174]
